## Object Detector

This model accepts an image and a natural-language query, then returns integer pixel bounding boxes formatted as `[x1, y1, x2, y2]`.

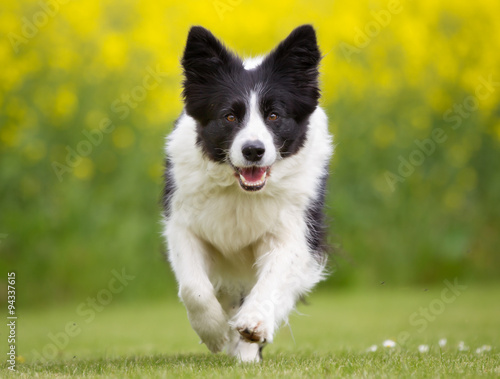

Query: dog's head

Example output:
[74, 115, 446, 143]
[181, 25, 321, 192]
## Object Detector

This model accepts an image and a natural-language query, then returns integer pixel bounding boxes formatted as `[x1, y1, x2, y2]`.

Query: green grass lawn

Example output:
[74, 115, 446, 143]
[3, 284, 500, 377]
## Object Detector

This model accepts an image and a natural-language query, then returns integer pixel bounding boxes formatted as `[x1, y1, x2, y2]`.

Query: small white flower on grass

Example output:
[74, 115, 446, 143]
[383, 339, 396, 348]
[366, 345, 378, 352]
[476, 345, 492, 354]
[418, 344, 429, 353]
[439, 338, 447, 347]
[458, 341, 469, 351]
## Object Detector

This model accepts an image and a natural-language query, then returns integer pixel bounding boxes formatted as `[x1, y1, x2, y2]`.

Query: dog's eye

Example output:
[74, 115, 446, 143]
[268, 113, 279, 121]
[225, 114, 236, 122]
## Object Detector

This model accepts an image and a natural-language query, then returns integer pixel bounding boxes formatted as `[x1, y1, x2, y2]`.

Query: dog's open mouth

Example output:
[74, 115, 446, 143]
[234, 166, 270, 192]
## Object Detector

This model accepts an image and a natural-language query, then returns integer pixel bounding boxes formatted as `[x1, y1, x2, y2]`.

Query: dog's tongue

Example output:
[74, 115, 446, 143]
[240, 166, 267, 182]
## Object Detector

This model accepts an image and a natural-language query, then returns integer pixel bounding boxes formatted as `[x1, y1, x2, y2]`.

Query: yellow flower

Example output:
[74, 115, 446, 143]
[74, 157, 94, 180]
[112, 126, 134, 149]
[23, 140, 46, 162]
[54, 86, 78, 119]
[0, 122, 19, 147]
[100, 33, 129, 70]
[16, 356, 25, 363]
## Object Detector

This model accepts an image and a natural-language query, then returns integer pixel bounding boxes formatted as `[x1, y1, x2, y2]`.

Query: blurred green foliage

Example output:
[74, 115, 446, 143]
[1, 0, 499, 306]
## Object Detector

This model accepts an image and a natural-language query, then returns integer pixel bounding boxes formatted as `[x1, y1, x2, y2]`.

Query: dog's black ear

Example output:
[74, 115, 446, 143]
[269, 24, 321, 72]
[182, 26, 238, 81]
[263, 25, 321, 110]
[181, 26, 242, 120]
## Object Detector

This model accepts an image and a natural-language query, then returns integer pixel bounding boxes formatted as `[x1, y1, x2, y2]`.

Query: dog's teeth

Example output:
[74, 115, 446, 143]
[238, 169, 267, 188]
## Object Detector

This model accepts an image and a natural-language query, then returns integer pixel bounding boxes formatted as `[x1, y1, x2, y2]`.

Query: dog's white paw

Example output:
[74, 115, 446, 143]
[231, 338, 262, 363]
[230, 310, 274, 344]
[187, 308, 230, 353]
[202, 331, 229, 353]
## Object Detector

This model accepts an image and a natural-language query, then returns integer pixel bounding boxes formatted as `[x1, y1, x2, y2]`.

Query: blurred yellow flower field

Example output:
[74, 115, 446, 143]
[1, 0, 499, 303]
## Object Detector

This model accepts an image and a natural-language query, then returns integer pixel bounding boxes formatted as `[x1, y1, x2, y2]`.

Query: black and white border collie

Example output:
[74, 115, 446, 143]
[162, 25, 333, 362]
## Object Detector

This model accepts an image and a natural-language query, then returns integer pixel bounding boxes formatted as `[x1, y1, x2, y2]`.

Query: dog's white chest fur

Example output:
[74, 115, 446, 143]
[190, 191, 278, 255]
[167, 108, 331, 257]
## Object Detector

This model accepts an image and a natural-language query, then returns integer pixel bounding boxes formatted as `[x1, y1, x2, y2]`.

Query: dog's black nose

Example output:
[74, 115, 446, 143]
[242, 141, 265, 162]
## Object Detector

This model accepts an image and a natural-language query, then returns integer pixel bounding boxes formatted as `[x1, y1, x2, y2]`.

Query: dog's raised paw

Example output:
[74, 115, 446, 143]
[238, 324, 265, 343]
[231, 314, 273, 344]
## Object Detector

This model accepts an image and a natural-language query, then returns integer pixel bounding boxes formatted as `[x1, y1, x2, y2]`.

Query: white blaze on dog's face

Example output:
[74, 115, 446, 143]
[180, 25, 321, 192]
[229, 92, 277, 191]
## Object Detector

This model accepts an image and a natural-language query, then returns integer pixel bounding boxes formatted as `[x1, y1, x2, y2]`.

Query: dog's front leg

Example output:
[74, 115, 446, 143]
[231, 231, 325, 346]
[167, 223, 229, 353]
